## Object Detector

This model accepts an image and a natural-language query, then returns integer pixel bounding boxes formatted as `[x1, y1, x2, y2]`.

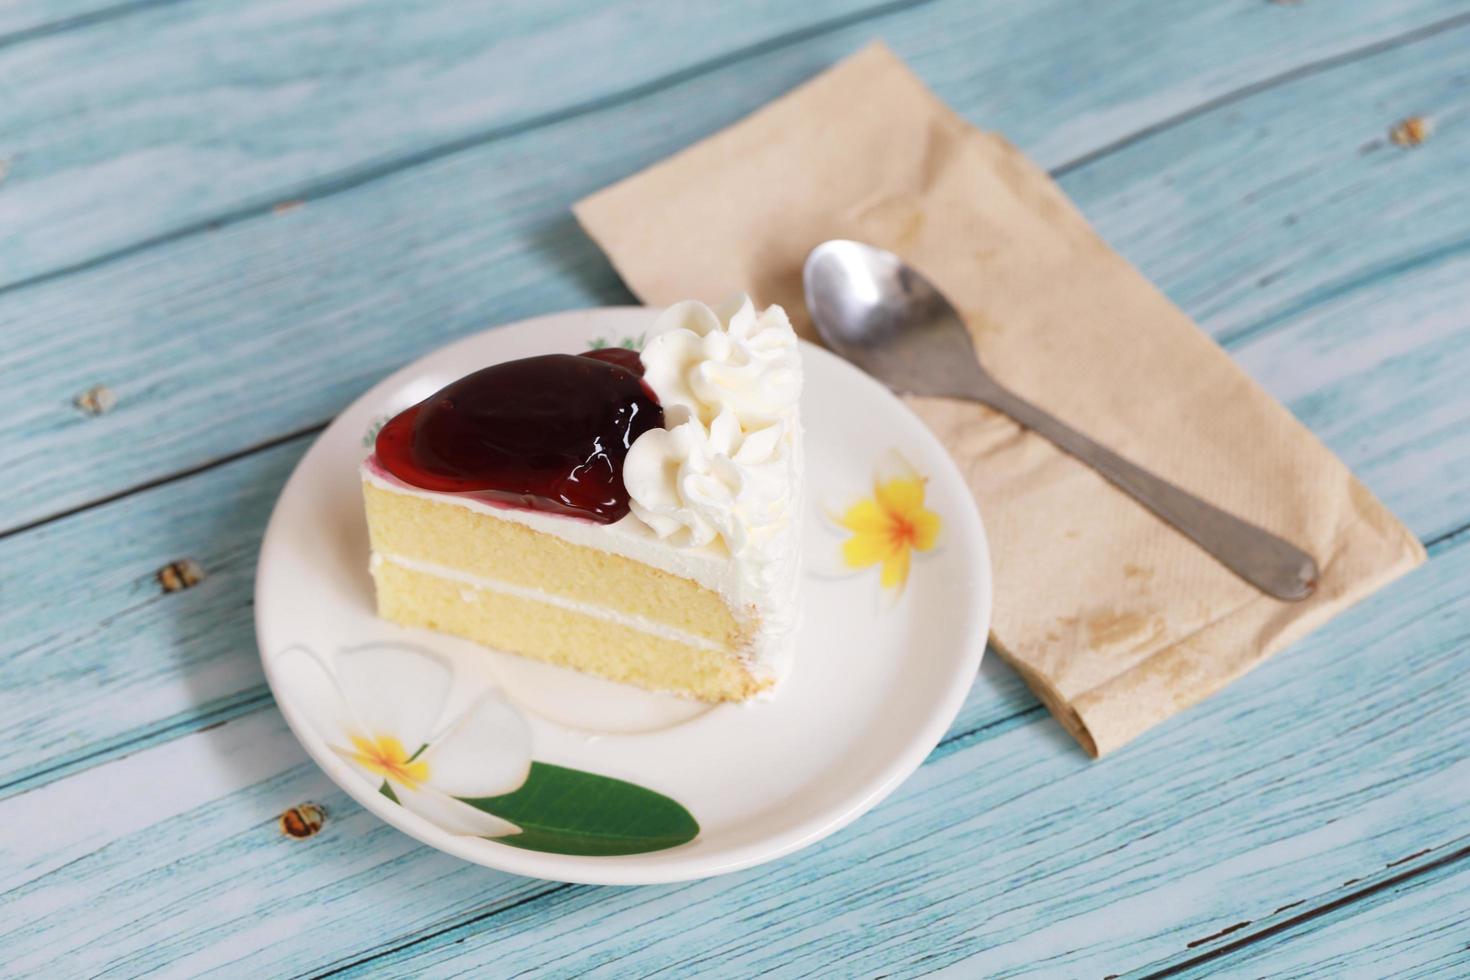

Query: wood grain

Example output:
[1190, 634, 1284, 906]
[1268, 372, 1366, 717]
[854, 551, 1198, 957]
[1233, 254, 1470, 543]
[4, 1, 1469, 533]
[0, 708, 550, 977]
[0, 439, 299, 796]
[1163, 850, 1470, 978]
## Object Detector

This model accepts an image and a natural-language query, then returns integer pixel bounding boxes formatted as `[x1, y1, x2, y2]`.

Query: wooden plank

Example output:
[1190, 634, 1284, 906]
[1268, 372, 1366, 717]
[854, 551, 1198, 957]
[0, 439, 300, 795]
[1231, 250, 1470, 543]
[4, 1, 1470, 532]
[0, 708, 553, 978]
[3, 529, 1466, 977]
[1063, 22, 1470, 349]
[3, 0, 1464, 289]
[1165, 851, 1470, 978]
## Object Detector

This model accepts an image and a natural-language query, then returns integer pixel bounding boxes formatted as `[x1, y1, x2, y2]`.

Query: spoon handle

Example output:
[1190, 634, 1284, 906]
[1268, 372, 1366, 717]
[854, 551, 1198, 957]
[971, 380, 1318, 601]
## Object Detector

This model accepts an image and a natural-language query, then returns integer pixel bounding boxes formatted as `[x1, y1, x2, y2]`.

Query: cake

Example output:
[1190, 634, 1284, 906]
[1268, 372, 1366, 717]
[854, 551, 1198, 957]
[360, 296, 803, 701]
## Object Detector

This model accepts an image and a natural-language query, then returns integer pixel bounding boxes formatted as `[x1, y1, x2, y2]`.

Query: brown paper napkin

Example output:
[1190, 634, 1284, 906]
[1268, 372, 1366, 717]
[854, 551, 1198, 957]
[574, 42, 1425, 756]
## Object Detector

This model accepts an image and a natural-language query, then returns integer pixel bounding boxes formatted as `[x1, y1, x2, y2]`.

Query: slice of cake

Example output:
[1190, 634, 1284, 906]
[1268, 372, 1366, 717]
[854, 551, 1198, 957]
[361, 296, 803, 701]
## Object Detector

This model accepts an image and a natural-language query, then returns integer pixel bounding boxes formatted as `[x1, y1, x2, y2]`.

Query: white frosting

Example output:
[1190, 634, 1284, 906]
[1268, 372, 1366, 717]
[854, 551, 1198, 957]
[636, 297, 802, 429]
[362, 295, 803, 686]
[623, 296, 803, 677]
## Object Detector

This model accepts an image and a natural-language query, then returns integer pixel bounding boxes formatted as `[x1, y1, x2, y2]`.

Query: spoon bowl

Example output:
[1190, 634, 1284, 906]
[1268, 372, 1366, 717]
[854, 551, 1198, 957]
[804, 240, 990, 400]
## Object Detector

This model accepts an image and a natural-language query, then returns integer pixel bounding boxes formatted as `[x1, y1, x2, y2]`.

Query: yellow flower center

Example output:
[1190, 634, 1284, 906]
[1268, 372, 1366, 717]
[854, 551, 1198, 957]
[888, 513, 917, 550]
[347, 734, 430, 788]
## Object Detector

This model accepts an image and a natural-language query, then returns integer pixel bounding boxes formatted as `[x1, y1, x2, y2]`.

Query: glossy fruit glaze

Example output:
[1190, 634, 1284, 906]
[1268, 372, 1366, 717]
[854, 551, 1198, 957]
[374, 350, 662, 522]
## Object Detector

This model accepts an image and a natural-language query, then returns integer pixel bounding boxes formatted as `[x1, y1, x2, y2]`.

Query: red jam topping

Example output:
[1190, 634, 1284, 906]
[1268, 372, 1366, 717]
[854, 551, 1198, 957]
[374, 351, 662, 522]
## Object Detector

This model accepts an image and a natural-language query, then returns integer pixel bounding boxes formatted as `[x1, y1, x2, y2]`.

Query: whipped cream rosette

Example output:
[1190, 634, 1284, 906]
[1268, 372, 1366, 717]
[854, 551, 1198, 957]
[626, 297, 804, 674]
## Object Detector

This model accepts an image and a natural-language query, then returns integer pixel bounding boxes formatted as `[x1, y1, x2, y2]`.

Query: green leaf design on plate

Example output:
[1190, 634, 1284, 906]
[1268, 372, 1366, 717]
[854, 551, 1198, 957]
[585, 333, 646, 352]
[361, 414, 390, 448]
[461, 762, 699, 856]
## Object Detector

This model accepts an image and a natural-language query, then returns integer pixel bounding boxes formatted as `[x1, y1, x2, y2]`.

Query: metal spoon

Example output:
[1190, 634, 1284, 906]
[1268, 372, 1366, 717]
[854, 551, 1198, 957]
[803, 239, 1318, 601]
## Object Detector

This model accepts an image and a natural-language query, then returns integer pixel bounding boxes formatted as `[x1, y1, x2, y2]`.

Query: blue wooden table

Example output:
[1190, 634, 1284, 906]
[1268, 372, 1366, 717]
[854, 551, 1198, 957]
[3, 1, 1469, 975]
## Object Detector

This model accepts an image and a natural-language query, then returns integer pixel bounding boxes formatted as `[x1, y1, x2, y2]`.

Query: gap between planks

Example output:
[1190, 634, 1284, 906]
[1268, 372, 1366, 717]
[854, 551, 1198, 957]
[312, 883, 579, 980]
[0, 421, 325, 544]
[0, 688, 274, 799]
[1214, 230, 1470, 349]
[0, 0, 192, 52]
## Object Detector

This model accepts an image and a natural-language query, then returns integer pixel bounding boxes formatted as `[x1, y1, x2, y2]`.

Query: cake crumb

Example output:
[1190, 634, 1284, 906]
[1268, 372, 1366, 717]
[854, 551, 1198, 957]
[273, 199, 305, 215]
[74, 384, 117, 416]
[1389, 116, 1433, 147]
[158, 558, 205, 592]
[280, 803, 327, 838]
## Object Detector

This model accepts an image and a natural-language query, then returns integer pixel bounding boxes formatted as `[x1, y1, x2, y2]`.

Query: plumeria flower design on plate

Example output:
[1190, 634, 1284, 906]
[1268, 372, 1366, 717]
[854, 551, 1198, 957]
[818, 449, 942, 600]
[272, 641, 701, 855]
[274, 643, 531, 838]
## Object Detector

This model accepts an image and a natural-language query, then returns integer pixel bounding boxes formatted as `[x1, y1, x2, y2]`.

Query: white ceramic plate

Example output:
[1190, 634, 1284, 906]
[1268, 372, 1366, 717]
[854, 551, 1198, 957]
[256, 307, 990, 885]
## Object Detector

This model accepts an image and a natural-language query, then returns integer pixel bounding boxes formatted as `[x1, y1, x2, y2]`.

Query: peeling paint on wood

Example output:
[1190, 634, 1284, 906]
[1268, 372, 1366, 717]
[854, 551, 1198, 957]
[157, 558, 205, 592]
[74, 384, 116, 416]
[1390, 115, 1434, 146]
[1188, 921, 1252, 948]
[1387, 848, 1435, 868]
[280, 803, 327, 839]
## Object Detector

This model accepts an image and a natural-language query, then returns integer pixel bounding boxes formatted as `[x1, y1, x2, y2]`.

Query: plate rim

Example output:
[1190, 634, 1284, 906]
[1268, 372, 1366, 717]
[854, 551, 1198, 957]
[255, 305, 992, 885]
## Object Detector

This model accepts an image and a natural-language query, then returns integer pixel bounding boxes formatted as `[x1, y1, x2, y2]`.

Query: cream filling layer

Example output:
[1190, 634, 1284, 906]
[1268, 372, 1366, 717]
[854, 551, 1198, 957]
[371, 552, 727, 654]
